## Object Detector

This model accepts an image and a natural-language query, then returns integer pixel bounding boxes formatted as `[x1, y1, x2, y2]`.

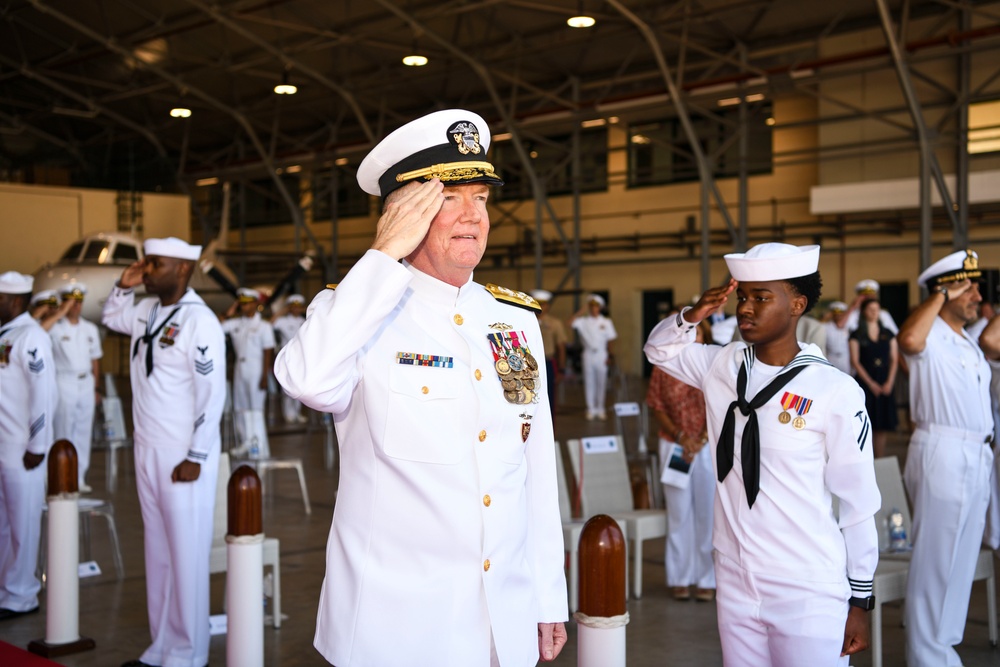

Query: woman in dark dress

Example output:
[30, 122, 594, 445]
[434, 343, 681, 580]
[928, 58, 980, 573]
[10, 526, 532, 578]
[849, 298, 899, 458]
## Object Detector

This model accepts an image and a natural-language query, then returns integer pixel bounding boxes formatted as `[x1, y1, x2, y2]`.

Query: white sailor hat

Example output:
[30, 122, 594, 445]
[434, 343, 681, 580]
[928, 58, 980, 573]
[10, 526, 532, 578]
[30, 289, 58, 306]
[530, 289, 553, 303]
[0, 271, 34, 294]
[237, 287, 261, 303]
[59, 283, 88, 300]
[587, 293, 606, 307]
[829, 301, 849, 312]
[918, 249, 982, 288]
[144, 237, 202, 261]
[286, 294, 306, 305]
[724, 243, 820, 282]
[855, 279, 880, 295]
[357, 109, 504, 199]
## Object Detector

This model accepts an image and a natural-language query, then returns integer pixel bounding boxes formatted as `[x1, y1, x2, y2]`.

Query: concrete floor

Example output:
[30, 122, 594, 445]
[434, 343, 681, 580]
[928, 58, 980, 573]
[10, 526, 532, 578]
[3, 374, 1000, 666]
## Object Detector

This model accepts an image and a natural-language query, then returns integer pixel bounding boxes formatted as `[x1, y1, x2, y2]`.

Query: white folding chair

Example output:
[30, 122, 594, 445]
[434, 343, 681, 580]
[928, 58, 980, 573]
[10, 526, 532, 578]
[96, 373, 132, 492]
[566, 435, 666, 599]
[209, 453, 283, 628]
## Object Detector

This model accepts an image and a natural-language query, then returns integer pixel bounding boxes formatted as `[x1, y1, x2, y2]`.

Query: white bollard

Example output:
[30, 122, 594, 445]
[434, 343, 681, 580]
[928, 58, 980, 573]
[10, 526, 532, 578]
[576, 614, 627, 667]
[226, 534, 264, 667]
[575, 514, 627, 667]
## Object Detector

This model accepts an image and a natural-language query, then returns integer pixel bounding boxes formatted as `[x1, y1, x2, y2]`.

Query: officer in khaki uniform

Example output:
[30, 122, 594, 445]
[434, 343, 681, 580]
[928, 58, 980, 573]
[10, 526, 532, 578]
[529, 289, 566, 419]
[275, 109, 567, 667]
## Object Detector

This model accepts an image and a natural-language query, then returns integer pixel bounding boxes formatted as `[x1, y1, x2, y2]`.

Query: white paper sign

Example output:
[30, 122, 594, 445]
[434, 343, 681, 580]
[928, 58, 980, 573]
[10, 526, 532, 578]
[209, 614, 228, 635]
[582, 435, 619, 454]
[660, 443, 692, 489]
[78, 560, 101, 578]
[614, 402, 641, 417]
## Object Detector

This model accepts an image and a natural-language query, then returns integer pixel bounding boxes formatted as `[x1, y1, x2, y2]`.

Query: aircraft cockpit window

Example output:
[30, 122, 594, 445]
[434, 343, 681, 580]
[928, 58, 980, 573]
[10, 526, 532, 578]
[113, 243, 139, 263]
[82, 240, 111, 263]
[60, 241, 85, 262]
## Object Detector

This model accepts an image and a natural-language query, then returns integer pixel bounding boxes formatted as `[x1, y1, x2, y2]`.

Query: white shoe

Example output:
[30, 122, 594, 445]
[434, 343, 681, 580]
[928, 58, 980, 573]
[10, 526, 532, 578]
[78, 483, 92, 493]
[295, 414, 308, 424]
[597, 411, 607, 421]
[585, 411, 595, 421]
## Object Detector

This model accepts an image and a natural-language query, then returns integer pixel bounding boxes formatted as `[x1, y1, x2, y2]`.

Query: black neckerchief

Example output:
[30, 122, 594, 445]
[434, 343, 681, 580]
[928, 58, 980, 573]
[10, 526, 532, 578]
[132, 303, 183, 376]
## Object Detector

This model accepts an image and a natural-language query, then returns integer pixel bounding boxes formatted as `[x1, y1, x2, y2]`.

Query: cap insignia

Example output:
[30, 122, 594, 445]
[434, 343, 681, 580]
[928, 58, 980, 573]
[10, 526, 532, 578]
[485, 284, 541, 312]
[448, 121, 482, 156]
[964, 250, 978, 271]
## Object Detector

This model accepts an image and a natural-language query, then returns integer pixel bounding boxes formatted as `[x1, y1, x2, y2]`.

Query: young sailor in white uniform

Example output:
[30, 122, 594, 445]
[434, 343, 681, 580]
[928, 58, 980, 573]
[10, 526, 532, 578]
[569, 293, 617, 420]
[221, 287, 275, 457]
[644, 243, 880, 667]
[897, 249, 993, 667]
[271, 294, 307, 423]
[274, 109, 567, 667]
[49, 283, 103, 492]
[0, 272, 55, 621]
[102, 237, 226, 667]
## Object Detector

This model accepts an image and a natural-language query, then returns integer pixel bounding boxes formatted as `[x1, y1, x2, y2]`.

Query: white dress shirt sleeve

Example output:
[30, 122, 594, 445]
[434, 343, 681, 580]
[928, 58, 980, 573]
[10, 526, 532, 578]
[643, 308, 719, 388]
[26, 330, 56, 456]
[823, 379, 881, 597]
[274, 249, 413, 413]
[186, 314, 227, 463]
[262, 320, 276, 350]
[101, 284, 137, 335]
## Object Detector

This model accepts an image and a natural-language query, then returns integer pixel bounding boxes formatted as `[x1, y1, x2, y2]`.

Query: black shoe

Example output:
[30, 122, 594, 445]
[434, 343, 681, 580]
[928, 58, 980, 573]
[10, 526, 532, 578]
[120, 661, 156, 667]
[0, 606, 39, 621]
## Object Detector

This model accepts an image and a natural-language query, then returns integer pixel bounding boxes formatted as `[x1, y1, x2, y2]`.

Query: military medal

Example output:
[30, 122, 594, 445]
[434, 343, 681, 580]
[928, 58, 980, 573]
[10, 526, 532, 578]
[488, 330, 541, 405]
[524, 352, 538, 371]
[521, 422, 531, 442]
[496, 358, 511, 375]
[780, 391, 813, 430]
[507, 352, 524, 373]
[501, 378, 517, 391]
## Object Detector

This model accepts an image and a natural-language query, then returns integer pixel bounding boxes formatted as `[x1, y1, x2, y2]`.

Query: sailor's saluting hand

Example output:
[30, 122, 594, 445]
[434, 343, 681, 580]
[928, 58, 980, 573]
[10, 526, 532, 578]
[370, 179, 444, 260]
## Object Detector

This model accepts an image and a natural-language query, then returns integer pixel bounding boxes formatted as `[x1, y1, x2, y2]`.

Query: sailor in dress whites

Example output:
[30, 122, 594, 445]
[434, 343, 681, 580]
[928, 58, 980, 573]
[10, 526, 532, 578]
[28, 289, 58, 323]
[569, 293, 617, 420]
[896, 249, 993, 667]
[0, 272, 55, 621]
[845, 279, 899, 334]
[102, 237, 226, 667]
[644, 243, 880, 667]
[271, 294, 307, 423]
[48, 283, 103, 492]
[823, 301, 852, 375]
[274, 109, 568, 667]
[221, 288, 275, 456]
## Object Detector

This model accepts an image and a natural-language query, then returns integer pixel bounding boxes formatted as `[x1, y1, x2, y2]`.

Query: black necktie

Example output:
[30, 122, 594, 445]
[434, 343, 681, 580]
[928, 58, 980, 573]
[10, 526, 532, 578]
[716, 357, 808, 508]
[133, 306, 182, 376]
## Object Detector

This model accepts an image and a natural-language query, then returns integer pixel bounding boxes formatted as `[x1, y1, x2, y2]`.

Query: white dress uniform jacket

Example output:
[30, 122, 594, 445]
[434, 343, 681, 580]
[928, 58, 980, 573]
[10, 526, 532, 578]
[273, 313, 306, 422]
[49, 317, 102, 485]
[645, 311, 880, 665]
[0, 312, 55, 612]
[102, 285, 226, 667]
[572, 313, 617, 417]
[275, 250, 567, 667]
[902, 316, 993, 667]
[222, 312, 275, 411]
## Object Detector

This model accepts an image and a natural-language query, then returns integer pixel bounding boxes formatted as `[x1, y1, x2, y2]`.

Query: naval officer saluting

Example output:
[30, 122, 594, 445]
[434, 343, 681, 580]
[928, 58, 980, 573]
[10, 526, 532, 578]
[644, 243, 880, 666]
[275, 109, 567, 667]
[102, 237, 226, 667]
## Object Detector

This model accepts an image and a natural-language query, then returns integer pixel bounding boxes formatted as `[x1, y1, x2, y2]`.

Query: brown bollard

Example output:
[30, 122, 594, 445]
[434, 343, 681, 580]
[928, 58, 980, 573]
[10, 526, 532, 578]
[578, 514, 627, 617]
[577, 514, 628, 667]
[48, 439, 78, 494]
[228, 465, 262, 537]
[29, 440, 95, 658]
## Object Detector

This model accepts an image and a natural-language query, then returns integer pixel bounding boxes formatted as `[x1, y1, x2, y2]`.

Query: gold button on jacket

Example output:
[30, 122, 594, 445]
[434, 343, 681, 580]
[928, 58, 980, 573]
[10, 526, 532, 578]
[478, 430, 487, 442]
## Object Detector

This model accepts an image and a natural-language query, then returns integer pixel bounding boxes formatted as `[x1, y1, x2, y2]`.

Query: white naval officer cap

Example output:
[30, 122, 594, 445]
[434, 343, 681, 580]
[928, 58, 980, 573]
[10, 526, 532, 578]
[286, 294, 306, 305]
[30, 289, 58, 306]
[917, 249, 982, 288]
[587, 293, 606, 307]
[59, 282, 88, 300]
[724, 243, 819, 281]
[144, 237, 202, 261]
[855, 279, 880, 295]
[237, 287, 261, 303]
[530, 289, 553, 303]
[0, 271, 34, 294]
[829, 301, 849, 312]
[357, 109, 504, 199]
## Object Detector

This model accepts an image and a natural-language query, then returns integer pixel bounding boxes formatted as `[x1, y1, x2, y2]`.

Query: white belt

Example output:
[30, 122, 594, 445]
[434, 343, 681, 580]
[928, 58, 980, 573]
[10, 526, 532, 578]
[918, 423, 993, 445]
[57, 371, 90, 380]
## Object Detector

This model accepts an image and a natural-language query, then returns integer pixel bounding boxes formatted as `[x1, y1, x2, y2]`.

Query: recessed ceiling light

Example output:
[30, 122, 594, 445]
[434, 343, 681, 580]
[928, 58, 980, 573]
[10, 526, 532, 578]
[402, 54, 428, 67]
[170, 107, 192, 118]
[567, 16, 595, 28]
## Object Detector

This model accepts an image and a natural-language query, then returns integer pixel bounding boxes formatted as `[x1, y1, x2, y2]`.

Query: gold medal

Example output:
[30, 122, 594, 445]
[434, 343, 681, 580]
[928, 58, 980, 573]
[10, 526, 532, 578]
[495, 358, 511, 375]
[524, 352, 538, 371]
[501, 378, 517, 391]
[792, 416, 806, 430]
[778, 411, 791, 425]
[523, 378, 535, 390]
[504, 390, 518, 403]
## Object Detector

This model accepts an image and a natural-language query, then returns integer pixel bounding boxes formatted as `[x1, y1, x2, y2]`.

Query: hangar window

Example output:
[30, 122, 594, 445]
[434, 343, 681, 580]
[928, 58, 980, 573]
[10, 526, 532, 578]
[628, 103, 772, 187]
[969, 100, 1000, 155]
[242, 175, 301, 228]
[490, 128, 608, 201]
[60, 241, 85, 262]
[83, 240, 111, 263]
[312, 166, 372, 221]
[113, 242, 139, 263]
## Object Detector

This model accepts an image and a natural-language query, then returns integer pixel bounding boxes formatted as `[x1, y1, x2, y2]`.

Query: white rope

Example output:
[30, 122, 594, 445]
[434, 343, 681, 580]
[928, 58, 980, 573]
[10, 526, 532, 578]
[573, 611, 630, 629]
[47, 492, 80, 502]
[226, 533, 264, 545]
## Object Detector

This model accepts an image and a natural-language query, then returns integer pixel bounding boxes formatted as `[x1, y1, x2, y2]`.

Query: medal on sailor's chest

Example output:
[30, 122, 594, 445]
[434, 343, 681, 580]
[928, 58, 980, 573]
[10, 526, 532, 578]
[792, 416, 807, 430]
[778, 411, 791, 425]
[780, 391, 813, 430]
[488, 326, 540, 406]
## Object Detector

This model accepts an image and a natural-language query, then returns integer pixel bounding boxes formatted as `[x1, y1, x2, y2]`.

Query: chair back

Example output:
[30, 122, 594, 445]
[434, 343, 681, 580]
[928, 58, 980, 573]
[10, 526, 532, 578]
[873, 455, 912, 552]
[566, 436, 635, 517]
[554, 441, 572, 522]
[101, 395, 128, 442]
[212, 453, 231, 546]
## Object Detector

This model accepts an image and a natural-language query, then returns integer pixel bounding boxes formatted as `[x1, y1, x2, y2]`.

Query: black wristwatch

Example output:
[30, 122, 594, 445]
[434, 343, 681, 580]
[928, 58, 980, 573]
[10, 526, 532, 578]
[935, 286, 949, 303]
[848, 595, 876, 611]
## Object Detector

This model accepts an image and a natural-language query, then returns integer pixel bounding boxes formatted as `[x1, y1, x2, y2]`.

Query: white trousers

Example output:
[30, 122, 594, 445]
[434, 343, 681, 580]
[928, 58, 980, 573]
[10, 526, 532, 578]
[235, 410, 270, 458]
[281, 393, 302, 422]
[233, 362, 266, 411]
[582, 351, 609, 416]
[135, 443, 218, 667]
[715, 551, 850, 667]
[54, 373, 96, 485]
[659, 438, 715, 589]
[0, 460, 45, 611]
[903, 425, 992, 667]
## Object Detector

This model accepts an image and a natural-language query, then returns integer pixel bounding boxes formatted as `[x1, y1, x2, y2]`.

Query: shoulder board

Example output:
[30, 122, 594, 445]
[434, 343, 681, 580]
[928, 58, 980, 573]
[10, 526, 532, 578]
[325, 283, 339, 291]
[484, 284, 541, 312]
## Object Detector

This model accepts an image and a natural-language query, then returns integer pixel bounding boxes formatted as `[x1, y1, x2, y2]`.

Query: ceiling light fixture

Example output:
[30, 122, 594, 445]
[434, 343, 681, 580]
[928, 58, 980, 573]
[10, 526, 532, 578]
[274, 70, 297, 95]
[196, 177, 219, 186]
[567, 0, 595, 27]
[718, 92, 765, 107]
[492, 132, 512, 142]
[402, 54, 428, 67]
[335, 157, 349, 166]
[169, 107, 192, 118]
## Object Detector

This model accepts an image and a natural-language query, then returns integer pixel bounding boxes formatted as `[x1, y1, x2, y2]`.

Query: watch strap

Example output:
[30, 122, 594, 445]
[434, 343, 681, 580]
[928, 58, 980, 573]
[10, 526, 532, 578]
[848, 595, 876, 611]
